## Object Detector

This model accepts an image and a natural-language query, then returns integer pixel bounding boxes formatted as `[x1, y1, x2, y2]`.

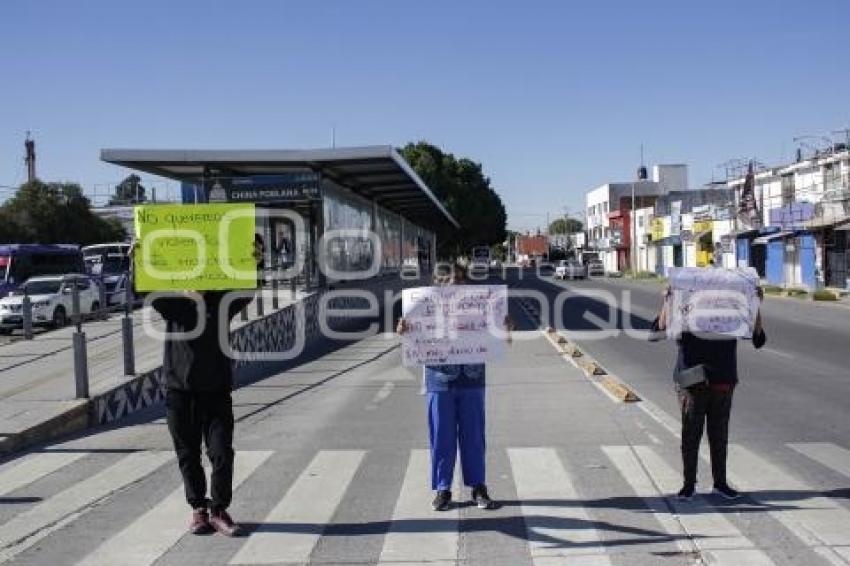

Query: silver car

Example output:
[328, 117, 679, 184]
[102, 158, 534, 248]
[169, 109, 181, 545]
[554, 260, 587, 280]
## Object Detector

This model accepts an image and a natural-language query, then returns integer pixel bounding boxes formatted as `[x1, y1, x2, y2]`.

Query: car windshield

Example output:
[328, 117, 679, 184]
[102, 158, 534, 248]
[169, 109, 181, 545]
[23, 280, 62, 295]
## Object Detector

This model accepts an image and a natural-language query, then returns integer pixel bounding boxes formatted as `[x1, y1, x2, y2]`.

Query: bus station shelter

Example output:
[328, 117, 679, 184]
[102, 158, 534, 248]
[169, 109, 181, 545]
[101, 146, 458, 287]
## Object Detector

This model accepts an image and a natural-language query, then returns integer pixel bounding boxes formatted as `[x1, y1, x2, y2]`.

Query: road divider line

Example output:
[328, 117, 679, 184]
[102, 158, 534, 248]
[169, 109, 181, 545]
[231, 450, 365, 565]
[787, 442, 850, 480]
[0, 451, 174, 564]
[541, 329, 640, 404]
[603, 445, 774, 566]
[508, 447, 612, 565]
[378, 449, 459, 565]
[727, 444, 850, 548]
[0, 451, 87, 497]
[76, 450, 272, 566]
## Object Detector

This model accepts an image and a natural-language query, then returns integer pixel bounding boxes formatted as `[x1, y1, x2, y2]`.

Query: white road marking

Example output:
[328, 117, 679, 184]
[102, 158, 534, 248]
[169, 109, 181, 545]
[378, 449, 459, 565]
[727, 444, 850, 548]
[0, 452, 87, 496]
[788, 442, 850, 480]
[76, 451, 272, 566]
[0, 451, 173, 564]
[508, 447, 612, 565]
[230, 450, 365, 565]
[603, 446, 774, 566]
[366, 381, 395, 410]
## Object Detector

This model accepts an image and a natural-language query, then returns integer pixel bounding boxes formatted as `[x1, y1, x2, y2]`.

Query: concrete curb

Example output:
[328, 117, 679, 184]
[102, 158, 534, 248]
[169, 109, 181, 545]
[0, 400, 90, 455]
[539, 325, 641, 404]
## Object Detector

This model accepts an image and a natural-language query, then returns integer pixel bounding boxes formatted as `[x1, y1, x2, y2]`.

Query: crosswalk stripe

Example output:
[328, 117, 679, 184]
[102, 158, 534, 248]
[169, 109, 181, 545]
[0, 452, 87, 497]
[0, 451, 173, 564]
[508, 447, 612, 565]
[603, 446, 774, 566]
[377, 449, 459, 565]
[788, 442, 850, 480]
[727, 444, 850, 548]
[230, 450, 365, 565]
[76, 451, 273, 566]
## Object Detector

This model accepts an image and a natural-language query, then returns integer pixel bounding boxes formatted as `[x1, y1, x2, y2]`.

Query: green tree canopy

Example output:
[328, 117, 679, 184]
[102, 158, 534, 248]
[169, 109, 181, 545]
[109, 174, 147, 205]
[399, 142, 507, 258]
[1, 180, 126, 245]
[549, 217, 584, 234]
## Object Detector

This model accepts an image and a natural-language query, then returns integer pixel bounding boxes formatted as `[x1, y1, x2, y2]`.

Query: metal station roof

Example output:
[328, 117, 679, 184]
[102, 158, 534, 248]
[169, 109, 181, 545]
[100, 145, 459, 229]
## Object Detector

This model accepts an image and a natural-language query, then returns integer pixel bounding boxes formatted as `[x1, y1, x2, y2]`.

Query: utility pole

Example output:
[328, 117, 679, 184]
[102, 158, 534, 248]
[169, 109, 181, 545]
[24, 132, 36, 183]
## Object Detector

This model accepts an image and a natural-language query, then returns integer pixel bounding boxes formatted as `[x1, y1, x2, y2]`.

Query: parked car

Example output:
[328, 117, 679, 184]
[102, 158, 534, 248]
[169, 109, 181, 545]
[82, 243, 131, 307]
[0, 244, 85, 299]
[555, 260, 587, 280]
[586, 260, 605, 277]
[0, 275, 101, 333]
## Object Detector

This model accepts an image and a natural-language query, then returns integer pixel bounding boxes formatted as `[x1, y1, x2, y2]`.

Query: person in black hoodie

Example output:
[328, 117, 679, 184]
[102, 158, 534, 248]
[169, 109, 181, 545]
[136, 235, 263, 536]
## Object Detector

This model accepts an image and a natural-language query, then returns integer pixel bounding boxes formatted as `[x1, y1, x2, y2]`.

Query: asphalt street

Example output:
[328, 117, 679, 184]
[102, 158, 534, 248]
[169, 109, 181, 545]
[522, 271, 850, 446]
[0, 273, 849, 565]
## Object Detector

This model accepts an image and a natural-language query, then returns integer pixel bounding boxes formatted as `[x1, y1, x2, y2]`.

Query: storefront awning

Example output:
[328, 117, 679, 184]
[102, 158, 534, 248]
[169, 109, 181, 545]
[650, 235, 682, 246]
[100, 146, 460, 229]
[752, 231, 793, 244]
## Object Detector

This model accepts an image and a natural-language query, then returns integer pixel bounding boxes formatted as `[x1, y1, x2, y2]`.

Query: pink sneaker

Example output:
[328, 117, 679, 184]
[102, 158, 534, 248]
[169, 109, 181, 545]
[210, 510, 241, 537]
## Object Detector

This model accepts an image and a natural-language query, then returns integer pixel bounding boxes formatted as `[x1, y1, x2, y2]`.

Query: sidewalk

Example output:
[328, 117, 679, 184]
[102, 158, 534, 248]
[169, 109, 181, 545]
[0, 291, 308, 454]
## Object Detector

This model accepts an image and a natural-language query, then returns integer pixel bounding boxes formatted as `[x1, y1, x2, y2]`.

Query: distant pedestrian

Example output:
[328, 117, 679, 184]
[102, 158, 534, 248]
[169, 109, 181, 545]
[397, 263, 514, 511]
[654, 284, 766, 501]
[132, 235, 263, 536]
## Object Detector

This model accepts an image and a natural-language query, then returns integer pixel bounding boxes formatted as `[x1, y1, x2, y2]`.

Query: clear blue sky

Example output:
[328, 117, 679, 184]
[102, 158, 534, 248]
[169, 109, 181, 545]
[2, 0, 848, 231]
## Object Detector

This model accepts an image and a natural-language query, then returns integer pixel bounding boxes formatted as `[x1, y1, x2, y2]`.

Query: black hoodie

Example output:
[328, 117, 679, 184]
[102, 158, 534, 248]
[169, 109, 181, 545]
[152, 291, 253, 392]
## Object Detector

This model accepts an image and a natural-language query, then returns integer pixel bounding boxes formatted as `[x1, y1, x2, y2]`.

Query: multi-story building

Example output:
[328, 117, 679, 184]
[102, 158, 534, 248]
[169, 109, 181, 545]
[728, 148, 850, 289]
[585, 165, 686, 273]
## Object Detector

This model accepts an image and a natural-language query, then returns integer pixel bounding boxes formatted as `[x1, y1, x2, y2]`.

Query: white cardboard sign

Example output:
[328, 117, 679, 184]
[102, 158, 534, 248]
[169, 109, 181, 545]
[401, 285, 508, 366]
[666, 267, 760, 339]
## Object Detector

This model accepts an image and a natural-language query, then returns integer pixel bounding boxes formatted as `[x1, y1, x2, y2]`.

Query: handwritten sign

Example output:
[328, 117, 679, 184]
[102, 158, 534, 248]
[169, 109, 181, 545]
[401, 285, 508, 367]
[666, 267, 760, 339]
[134, 203, 257, 291]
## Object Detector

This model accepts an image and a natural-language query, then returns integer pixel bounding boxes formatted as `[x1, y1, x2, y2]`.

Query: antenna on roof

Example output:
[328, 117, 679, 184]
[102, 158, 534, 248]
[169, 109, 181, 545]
[331, 125, 336, 149]
[637, 143, 648, 180]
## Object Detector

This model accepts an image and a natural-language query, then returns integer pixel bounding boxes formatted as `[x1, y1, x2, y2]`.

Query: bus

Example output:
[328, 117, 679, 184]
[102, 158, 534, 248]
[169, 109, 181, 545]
[82, 243, 132, 306]
[0, 244, 85, 298]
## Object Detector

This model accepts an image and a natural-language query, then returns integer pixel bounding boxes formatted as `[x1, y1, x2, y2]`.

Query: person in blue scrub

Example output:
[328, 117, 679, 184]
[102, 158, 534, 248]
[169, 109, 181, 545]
[397, 263, 513, 511]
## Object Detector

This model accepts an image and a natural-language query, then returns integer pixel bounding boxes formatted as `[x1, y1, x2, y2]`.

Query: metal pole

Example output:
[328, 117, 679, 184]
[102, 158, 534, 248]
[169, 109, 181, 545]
[98, 279, 108, 320]
[22, 294, 33, 340]
[73, 331, 89, 398]
[122, 280, 135, 376]
[629, 182, 637, 276]
[71, 279, 82, 332]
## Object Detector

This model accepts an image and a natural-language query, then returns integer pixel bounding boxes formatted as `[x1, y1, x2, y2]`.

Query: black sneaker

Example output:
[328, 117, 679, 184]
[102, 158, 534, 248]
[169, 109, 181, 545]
[677, 483, 696, 501]
[432, 490, 452, 511]
[713, 483, 741, 500]
[471, 485, 497, 510]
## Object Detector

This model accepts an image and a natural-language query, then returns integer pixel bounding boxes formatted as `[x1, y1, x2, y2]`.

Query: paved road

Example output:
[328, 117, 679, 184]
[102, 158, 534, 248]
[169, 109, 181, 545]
[521, 272, 850, 446]
[0, 276, 849, 565]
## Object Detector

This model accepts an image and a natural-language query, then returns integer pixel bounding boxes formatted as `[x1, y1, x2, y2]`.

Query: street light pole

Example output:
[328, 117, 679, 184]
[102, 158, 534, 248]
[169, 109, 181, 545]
[631, 182, 636, 272]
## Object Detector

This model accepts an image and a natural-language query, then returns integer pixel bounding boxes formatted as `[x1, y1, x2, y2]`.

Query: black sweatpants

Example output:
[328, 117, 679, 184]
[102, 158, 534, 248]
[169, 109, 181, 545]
[166, 389, 235, 512]
[678, 384, 734, 487]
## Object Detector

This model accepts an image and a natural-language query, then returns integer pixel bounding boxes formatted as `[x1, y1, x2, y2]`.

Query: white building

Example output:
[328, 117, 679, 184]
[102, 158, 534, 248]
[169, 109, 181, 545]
[585, 164, 688, 273]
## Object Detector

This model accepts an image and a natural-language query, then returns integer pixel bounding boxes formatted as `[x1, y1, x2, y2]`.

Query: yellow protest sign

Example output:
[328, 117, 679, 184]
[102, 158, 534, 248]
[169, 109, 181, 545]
[650, 217, 666, 241]
[133, 203, 257, 291]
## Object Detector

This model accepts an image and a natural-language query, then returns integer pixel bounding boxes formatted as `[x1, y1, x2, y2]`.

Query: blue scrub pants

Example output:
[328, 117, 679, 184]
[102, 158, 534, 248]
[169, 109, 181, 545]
[427, 387, 486, 491]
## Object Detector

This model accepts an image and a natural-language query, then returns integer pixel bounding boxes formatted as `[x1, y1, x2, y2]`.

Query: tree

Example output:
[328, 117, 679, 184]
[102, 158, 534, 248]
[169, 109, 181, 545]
[399, 142, 507, 258]
[1, 180, 126, 245]
[548, 217, 584, 234]
[109, 174, 147, 205]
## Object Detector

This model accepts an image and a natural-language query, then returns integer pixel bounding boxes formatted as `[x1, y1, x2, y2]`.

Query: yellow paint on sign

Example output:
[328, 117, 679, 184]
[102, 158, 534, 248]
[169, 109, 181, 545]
[133, 203, 256, 291]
